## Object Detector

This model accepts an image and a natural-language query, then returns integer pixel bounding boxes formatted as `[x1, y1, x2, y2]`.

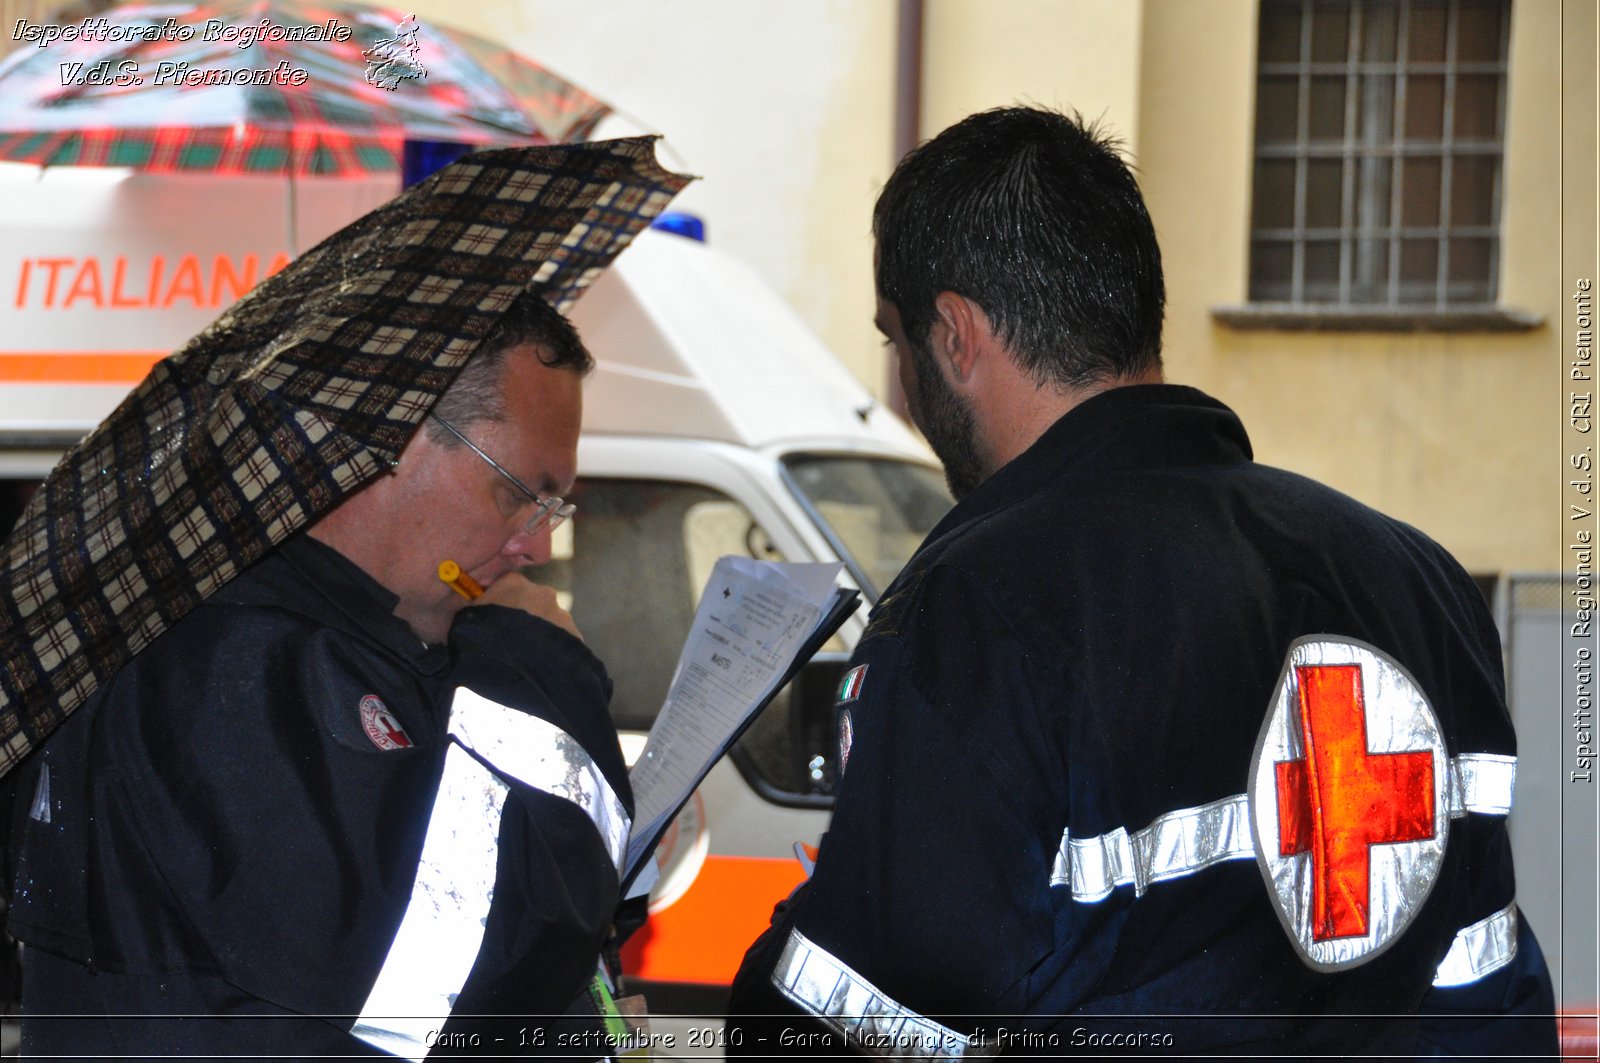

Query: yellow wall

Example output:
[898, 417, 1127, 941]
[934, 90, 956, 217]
[1137, 0, 1564, 573]
[924, 0, 1578, 574]
[922, 0, 1145, 151]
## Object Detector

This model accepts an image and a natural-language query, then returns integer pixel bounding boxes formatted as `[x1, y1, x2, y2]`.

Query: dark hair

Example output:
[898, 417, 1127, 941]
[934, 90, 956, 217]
[426, 289, 592, 439]
[874, 106, 1165, 389]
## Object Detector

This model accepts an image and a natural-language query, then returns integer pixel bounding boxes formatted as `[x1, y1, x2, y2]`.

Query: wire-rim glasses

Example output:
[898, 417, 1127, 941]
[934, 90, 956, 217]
[430, 413, 575, 535]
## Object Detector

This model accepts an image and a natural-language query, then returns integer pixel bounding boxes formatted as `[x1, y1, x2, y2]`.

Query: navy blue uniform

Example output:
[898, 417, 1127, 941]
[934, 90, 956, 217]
[729, 385, 1555, 1056]
[7, 533, 631, 1058]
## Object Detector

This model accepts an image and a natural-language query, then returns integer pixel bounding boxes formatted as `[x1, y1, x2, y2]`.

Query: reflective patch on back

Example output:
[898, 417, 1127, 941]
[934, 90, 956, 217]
[1249, 635, 1448, 972]
[353, 687, 632, 1056]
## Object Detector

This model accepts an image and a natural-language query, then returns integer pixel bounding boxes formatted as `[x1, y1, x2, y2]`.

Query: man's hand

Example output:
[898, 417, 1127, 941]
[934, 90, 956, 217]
[472, 571, 583, 641]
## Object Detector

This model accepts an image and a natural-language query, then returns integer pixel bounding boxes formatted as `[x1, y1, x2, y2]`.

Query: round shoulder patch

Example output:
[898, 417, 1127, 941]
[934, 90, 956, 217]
[360, 694, 413, 751]
[1248, 636, 1448, 971]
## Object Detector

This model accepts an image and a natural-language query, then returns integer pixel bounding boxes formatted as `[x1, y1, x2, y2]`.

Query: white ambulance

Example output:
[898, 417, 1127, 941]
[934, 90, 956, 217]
[0, 167, 951, 1005]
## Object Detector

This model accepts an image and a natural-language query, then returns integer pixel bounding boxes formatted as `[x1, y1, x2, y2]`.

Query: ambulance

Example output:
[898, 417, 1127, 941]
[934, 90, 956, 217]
[0, 166, 952, 1007]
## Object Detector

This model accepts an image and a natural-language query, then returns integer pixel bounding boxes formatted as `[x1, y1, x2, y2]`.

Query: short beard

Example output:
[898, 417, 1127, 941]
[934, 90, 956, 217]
[907, 345, 985, 500]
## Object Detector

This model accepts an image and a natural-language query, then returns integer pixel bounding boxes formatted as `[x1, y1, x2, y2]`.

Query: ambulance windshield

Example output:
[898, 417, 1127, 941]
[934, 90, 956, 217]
[782, 456, 952, 600]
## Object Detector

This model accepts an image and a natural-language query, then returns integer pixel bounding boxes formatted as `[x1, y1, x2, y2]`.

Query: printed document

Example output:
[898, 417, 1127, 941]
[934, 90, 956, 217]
[624, 556, 857, 883]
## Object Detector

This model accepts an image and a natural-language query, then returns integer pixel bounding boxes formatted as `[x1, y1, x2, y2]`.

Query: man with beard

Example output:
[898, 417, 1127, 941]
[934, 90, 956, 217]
[726, 106, 1555, 1056]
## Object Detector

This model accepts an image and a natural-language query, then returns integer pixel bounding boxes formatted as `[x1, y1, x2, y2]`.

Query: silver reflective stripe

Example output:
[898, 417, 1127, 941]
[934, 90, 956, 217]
[1433, 903, 1520, 987]
[1049, 794, 1254, 901]
[771, 928, 995, 1060]
[352, 689, 631, 1059]
[28, 763, 49, 823]
[1049, 754, 1515, 901]
[1049, 825, 1134, 902]
[448, 687, 631, 873]
[1448, 753, 1516, 817]
[354, 742, 508, 1060]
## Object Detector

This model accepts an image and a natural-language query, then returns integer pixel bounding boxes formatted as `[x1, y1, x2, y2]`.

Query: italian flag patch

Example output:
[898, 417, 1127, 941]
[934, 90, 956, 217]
[836, 664, 868, 704]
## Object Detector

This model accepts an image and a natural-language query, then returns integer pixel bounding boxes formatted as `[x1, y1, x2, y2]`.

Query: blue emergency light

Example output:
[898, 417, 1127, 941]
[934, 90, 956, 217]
[651, 212, 706, 242]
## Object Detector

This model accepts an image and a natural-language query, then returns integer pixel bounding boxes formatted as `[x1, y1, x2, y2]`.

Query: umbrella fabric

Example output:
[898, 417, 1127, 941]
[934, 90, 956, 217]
[0, 0, 610, 175]
[0, 135, 690, 777]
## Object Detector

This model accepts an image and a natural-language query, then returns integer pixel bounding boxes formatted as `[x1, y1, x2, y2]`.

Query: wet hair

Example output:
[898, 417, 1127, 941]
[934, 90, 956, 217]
[874, 106, 1165, 389]
[426, 289, 592, 439]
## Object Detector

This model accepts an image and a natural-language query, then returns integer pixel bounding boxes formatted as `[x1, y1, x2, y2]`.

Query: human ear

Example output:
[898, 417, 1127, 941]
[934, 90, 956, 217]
[931, 291, 990, 383]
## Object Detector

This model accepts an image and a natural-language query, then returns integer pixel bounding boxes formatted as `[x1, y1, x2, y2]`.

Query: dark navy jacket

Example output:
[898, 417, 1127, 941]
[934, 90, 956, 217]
[7, 533, 630, 1057]
[729, 385, 1555, 1056]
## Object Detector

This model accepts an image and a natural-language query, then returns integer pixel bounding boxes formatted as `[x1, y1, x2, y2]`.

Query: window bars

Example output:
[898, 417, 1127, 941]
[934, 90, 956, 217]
[1249, 0, 1510, 308]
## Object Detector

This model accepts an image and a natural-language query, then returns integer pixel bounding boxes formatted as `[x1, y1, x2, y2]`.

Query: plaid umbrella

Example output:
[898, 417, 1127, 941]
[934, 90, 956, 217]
[0, 0, 610, 175]
[0, 135, 691, 778]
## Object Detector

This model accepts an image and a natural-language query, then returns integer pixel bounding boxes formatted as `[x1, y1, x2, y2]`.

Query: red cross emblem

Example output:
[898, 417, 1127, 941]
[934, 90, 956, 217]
[1274, 664, 1435, 941]
[1250, 637, 1447, 970]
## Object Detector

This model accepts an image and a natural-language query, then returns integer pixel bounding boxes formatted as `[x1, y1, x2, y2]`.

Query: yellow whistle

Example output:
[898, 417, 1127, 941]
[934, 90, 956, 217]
[437, 559, 484, 600]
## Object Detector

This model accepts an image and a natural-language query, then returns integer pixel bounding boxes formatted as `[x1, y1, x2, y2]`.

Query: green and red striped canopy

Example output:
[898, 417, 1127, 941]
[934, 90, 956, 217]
[0, 0, 611, 175]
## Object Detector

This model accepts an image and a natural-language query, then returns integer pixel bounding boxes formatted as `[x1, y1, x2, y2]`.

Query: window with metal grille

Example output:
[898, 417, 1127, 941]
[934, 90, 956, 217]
[1249, 0, 1510, 308]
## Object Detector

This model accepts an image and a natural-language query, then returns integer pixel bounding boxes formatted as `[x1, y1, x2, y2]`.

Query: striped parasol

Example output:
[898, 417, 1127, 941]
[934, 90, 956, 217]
[0, 136, 691, 777]
[0, 0, 610, 175]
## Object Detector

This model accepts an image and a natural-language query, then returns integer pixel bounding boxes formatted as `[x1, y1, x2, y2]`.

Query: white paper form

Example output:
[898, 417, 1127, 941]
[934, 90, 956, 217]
[625, 556, 844, 878]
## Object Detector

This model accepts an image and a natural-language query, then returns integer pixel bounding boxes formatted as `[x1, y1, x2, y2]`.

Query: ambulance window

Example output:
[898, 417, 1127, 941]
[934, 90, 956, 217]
[544, 478, 786, 732]
[782, 457, 951, 598]
[730, 651, 851, 806]
[546, 476, 848, 805]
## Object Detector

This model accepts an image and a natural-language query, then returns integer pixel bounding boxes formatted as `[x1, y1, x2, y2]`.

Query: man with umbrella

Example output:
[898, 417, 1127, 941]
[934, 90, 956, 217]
[1, 137, 687, 1057]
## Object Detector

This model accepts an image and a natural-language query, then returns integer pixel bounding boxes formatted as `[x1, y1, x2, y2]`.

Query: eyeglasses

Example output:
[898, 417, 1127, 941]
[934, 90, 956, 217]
[430, 414, 575, 535]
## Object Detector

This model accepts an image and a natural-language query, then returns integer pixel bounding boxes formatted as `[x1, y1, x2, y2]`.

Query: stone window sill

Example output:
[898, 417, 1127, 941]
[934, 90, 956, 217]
[1211, 304, 1543, 333]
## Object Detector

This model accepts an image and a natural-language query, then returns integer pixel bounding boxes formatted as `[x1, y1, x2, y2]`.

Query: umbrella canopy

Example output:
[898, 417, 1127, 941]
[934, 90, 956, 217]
[0, 0, 610, 175]
[0, 135, 690, 777]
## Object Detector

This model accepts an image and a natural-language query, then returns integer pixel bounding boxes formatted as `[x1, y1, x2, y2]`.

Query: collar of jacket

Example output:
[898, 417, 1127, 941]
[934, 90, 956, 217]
[921, 383, 1253, 544]
[218, 532, 452, 677]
